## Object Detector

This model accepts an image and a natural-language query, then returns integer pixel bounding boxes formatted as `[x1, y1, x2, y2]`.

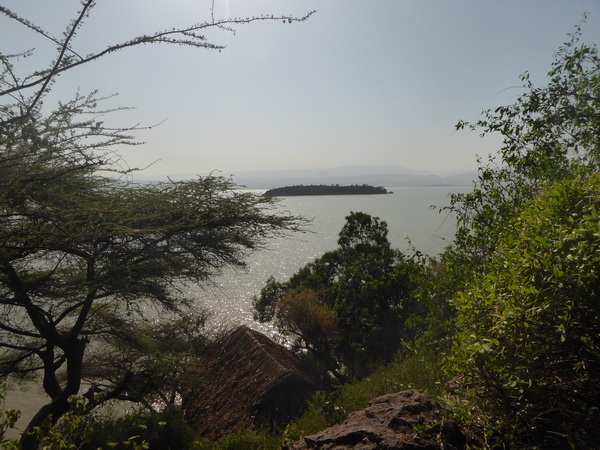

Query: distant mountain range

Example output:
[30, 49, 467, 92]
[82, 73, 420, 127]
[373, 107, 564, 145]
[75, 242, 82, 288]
[133, 165, 477, 189]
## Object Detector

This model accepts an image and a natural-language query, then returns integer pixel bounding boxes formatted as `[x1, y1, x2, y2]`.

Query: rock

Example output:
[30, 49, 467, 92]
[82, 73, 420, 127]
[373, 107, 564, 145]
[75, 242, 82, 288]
[290, 389, 465, 449]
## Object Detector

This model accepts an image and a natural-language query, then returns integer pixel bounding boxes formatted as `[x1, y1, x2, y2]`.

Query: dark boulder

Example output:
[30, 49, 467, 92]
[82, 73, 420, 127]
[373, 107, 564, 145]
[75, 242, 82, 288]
[291, 389, 465, 449]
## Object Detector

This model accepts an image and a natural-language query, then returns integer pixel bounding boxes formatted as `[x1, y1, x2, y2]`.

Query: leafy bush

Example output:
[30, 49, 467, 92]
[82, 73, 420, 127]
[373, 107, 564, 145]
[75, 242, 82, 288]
[450, 175, 600, 447]
[0, 385, 19, 449]
[83, 407, 198, 449]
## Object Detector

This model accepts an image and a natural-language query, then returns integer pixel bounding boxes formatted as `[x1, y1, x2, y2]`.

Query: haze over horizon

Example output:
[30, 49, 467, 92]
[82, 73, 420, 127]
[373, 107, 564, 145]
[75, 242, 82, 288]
[134, 163, 475, 179]
[3, 1, 600, 176]
[129, 164, 479, 189]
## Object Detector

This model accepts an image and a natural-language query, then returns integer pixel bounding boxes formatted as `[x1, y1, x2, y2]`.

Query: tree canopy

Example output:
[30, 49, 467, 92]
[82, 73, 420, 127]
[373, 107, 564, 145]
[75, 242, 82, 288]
[0, 92, 303, 444]
[254, 212, 422, 380]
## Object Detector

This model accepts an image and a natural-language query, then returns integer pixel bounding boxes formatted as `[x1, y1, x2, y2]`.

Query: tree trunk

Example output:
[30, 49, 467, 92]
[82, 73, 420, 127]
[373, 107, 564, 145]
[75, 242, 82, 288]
[20, 338, 86, 450]
[20, 394, 71, 450]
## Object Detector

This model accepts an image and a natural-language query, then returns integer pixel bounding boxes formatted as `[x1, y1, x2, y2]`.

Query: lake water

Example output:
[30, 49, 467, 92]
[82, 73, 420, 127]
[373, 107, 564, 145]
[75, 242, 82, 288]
[3, 186, 469, 436]
[198, 186, 469, 330]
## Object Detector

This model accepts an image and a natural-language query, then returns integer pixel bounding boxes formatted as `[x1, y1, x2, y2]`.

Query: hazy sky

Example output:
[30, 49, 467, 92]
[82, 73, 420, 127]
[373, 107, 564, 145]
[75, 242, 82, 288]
[3, 1, 600, 177]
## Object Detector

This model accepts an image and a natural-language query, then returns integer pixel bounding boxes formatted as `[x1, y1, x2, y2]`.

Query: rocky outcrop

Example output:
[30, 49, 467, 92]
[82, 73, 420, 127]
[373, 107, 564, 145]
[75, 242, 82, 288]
[291, 389, 465, 449]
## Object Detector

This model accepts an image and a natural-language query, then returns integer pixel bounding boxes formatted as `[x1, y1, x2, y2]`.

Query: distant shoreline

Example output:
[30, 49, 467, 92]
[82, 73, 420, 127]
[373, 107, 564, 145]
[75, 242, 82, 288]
[264, 184, 390, 197]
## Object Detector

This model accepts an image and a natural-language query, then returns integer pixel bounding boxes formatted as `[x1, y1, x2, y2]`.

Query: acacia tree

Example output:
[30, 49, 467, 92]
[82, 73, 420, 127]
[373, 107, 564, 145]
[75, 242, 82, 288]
[0, 92, 304, 448]
[0, 3, 310, 448]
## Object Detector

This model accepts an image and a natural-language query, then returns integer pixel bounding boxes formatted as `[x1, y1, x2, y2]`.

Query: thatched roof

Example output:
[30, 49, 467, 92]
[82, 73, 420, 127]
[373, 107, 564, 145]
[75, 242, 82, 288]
[183, 325, 320, 439]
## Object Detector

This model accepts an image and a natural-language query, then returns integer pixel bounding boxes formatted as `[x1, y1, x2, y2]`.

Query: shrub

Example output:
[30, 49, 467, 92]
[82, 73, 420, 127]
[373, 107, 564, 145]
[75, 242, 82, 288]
[207, 430, 281, 450]
[450, 175, 600, 447]
[83, 407, 198, 449]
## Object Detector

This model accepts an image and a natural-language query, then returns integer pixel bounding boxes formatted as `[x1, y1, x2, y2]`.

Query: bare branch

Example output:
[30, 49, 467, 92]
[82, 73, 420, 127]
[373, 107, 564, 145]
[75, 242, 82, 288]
[0, 6, 84, 61]
[0, 9, 315, 127]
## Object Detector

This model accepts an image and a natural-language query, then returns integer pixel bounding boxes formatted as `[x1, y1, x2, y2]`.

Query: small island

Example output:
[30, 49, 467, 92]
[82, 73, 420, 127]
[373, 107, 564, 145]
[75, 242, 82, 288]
[264, 184, 390, 197]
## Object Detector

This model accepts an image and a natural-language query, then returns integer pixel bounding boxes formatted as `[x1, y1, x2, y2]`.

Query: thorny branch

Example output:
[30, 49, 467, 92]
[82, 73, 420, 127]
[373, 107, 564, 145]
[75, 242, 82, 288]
[0, 1, 315, 127]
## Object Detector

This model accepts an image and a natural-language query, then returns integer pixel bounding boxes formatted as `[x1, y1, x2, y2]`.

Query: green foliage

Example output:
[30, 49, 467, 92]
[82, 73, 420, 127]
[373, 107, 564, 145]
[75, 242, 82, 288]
[83, 407, 198, 450]
[414, 24, 600, 447]
[1, 3, 311, 446]
[6, 395, 192, 449]
[27, 396, 99, 450]
[337, 210, 391, 252]
[1, 383, 20, 449]
[83, 315, 211, 411]
[254, 212, 423, 379]
[449, 18, 600, 266]
[450, 175, 600, 447]
[335, 346, 447, 411]
[200, 430, 282, 450]
[283, 391, 346, 443]
[411, 248, 473, 347]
